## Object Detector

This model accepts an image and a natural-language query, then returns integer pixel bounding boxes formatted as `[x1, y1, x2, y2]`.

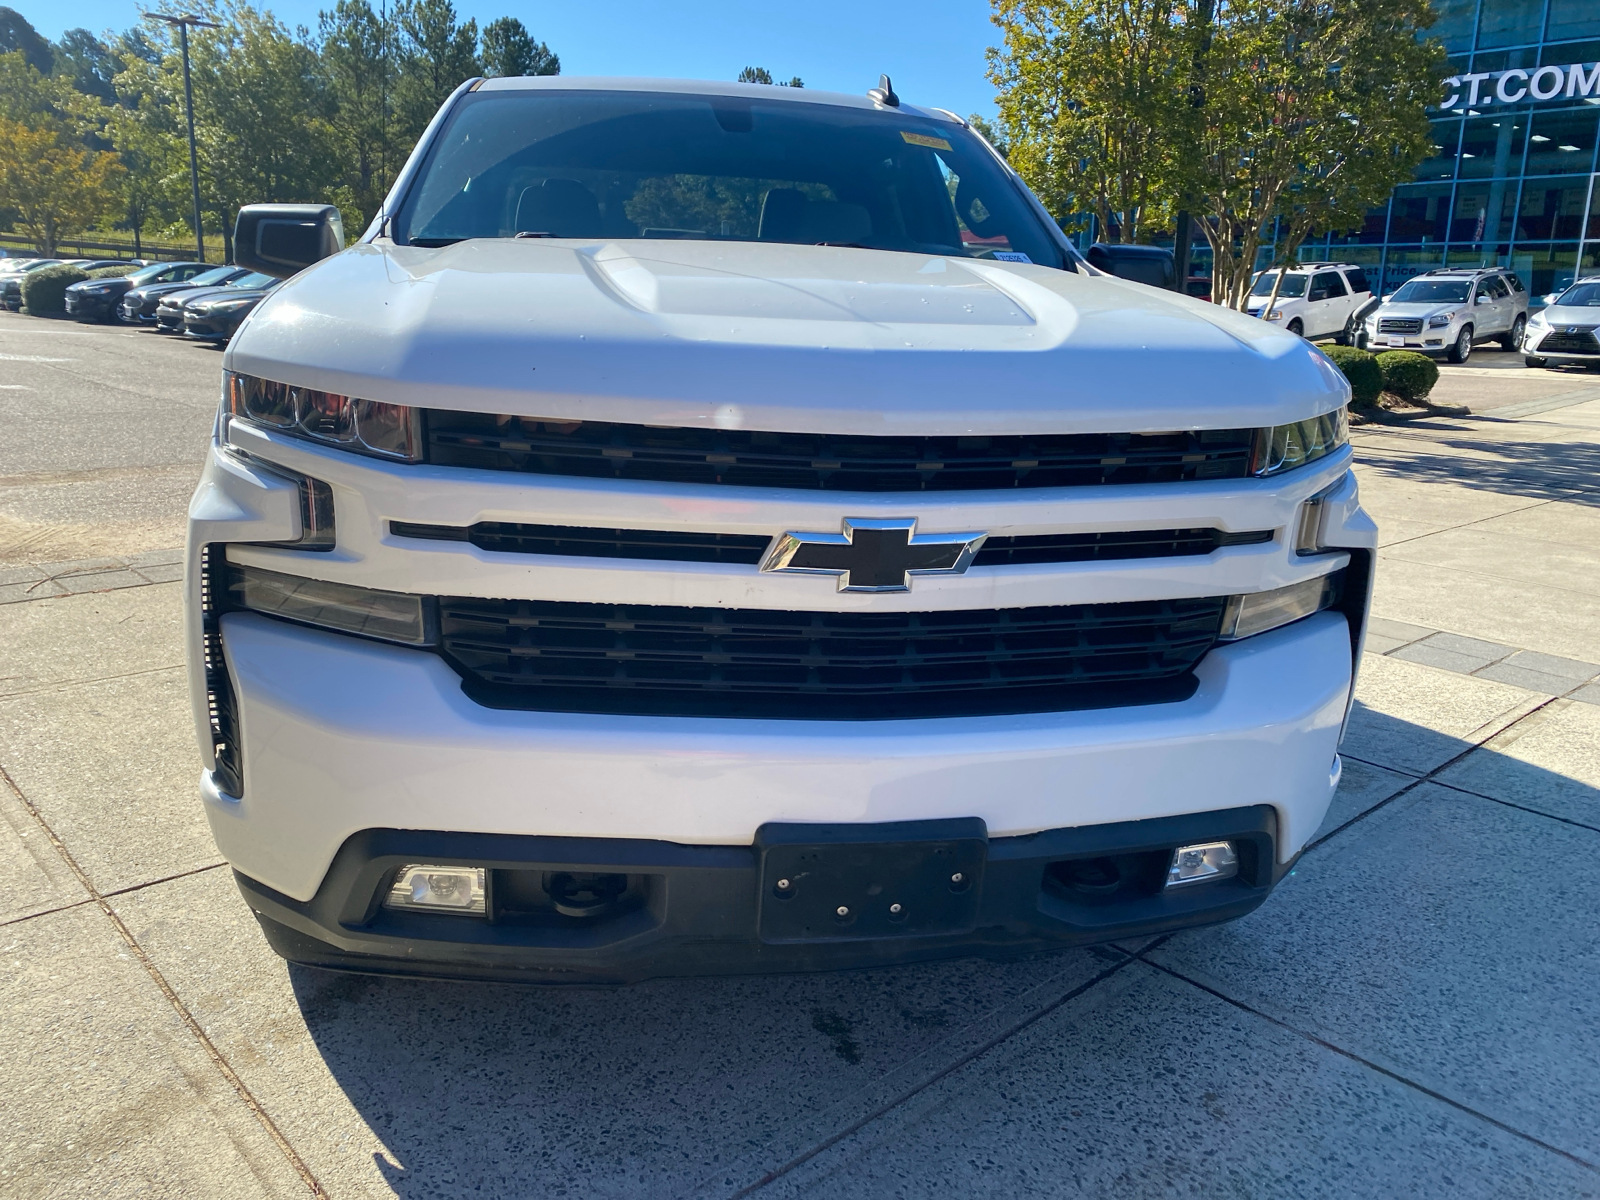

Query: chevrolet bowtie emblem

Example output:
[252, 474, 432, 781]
[759, 518, 987, 592]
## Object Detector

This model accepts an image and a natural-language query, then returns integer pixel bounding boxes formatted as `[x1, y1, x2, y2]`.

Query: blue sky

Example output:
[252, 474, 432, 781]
[25, 0, 1005, 120]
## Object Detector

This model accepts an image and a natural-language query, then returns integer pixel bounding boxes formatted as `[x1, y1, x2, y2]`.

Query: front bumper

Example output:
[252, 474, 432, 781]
[66, 292, 119, 320]
[184, 313, 239, 341]
[238, 806, 1294, 984]
[1524, 329, 1600, 363]
[1367, 325, 1450, 353]
[203, 605, 1353, 906]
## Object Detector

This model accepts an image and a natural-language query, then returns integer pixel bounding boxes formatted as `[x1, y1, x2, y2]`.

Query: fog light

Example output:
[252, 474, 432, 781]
[385, 865, 486, 914]
[1166, 842, 1238, 888]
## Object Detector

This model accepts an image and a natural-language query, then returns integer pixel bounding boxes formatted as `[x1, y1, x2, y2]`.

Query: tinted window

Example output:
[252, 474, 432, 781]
[1250, 271, 1308, 297]
[1482, 275, 1509, 299]
[227, 272, 278, 288]
[188, 267, 241, 287]
[1344, 268, 1370, 295]
[1390, 279, 1471, 303]
[1313, 271, 1347, 298]
[1506, 272, 1525, 293]
[396, 90, 1061, 266]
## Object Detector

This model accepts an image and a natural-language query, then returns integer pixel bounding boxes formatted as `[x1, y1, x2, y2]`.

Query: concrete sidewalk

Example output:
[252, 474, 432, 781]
[2, 364, 1598, 1196]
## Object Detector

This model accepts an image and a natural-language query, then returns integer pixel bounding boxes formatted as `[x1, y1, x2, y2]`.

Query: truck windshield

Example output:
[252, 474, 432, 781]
[1250, 272, 1307, 298]
[1390, 279, 1470, 303]
[394, 89, 1062, 266]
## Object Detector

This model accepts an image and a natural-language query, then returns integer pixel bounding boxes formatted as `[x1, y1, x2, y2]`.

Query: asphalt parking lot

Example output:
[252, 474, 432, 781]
[3, 316, 1600, 1197]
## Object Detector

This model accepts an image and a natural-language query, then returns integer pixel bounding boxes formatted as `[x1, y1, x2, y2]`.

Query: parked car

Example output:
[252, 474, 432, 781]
[2, 258, 140, 312]
[1246, 263, 1376, 344]
[189, 77, 1372, 985]
[65, 260, 211, 322]
[0, 259, 64, 310]
[121, 266, 250, 324]
[1086, 243, 1177, 289]
[155, 271, 277, 332]
[1523, 275, 1600, 369]
[1361, 267, 1528, 364]
[182, 278, 280, 343]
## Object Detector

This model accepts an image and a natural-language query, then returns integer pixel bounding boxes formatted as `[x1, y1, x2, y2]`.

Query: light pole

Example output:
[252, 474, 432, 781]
[144, 12, 218, 262]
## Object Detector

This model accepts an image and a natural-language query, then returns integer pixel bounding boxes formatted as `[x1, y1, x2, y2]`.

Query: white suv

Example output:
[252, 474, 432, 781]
[187, 77, 1372, 984]
[1247, 263, 1376, 343]
[1364, 268, 1529, 364]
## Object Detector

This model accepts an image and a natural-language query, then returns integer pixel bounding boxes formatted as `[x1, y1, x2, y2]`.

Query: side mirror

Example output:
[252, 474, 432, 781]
[233, 204, 344, 279]
[1475, 293, 1491, 304]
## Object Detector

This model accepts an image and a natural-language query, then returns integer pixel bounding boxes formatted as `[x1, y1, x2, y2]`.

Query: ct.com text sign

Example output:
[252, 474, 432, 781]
[1441, 61, 1600, 108]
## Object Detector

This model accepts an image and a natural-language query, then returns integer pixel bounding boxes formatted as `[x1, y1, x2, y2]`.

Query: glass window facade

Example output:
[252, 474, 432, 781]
[1288, 1, 1600, 299]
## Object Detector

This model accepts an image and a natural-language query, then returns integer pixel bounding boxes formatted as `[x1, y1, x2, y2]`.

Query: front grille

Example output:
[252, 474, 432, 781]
[1378, 318, 1423, 334]
[393, 520, 1273, 568]
[437, 596, 1227, 719]
[424, 411, 1257, 492]
[1536, 325, 1600, 355]
[198, 545, 244, 797]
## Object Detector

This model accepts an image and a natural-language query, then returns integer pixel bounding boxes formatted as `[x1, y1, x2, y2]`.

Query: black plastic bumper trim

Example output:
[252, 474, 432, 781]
[236, 806, 1289, 984]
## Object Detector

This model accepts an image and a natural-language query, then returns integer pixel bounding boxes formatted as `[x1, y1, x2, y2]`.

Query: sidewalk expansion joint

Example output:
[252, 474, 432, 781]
[0, 762, 328, 1199]
[718, 953, 1141, 1199]
[1312, 695, 1566, 854]
[1140, 957, 1600, 1175]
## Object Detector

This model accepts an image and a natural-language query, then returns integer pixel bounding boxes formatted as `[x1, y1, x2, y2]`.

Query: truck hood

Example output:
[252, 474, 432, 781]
[1375, 301, 1465, 322]
[228, 239, 1348, 436]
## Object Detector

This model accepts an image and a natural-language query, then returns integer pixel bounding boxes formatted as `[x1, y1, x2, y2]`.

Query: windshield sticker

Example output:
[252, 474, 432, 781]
[901, 131, 953, 151]
[991, 251, 1031, 263]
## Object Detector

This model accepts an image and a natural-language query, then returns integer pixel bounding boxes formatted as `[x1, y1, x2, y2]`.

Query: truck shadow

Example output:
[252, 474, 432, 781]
[286, 703, 1599, 1198]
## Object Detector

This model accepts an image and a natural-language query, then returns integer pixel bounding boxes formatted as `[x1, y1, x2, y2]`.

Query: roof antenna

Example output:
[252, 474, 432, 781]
[868, 74, 900, 107]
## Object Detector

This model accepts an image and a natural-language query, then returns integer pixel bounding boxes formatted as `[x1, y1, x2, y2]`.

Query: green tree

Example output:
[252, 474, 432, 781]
[394, 0, 477, 143]
[0, 6, 52, 73]
[1181, 0, 1445, 309]
[52, 28, 118, 105]
[736, 66, 803, 87]
[319, 0, 399, 225]
[120, 3, 340, 258]
[0, 115, 124, 254]
[989, 0, 1189, 244]
[479, 16, 557, 78]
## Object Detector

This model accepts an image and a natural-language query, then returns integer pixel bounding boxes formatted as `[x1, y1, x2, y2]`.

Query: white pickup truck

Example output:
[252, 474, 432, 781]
[187, 76, 1373, 983]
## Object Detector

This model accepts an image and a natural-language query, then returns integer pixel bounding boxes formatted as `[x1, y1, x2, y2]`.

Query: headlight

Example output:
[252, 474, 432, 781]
[1528, 312, 1548, 328]
[204, 298, 255, 314]
[82, 284, 114, 294]
[1253, 408, 1348, 476]
[224, 371, 421, 461]
[224, 562, 436, 645]
[1220, 570, 1343, 641]
[1265, 310, 1283, 321]
[1427, 313, 1454, 328]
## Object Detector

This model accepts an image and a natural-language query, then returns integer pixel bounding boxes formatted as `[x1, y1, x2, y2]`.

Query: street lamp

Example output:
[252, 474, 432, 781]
[143, 12, 218, 262]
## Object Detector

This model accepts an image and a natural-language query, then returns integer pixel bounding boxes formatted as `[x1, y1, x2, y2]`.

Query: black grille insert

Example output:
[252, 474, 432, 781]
[393, 520, 1272, 568]
[199, 545, 244, 797]
[423, 411, 1257, 492]
[1536, 325, 1599, 355]
[438, 596, 1227, 719]
[1378, 317, 1424, 334]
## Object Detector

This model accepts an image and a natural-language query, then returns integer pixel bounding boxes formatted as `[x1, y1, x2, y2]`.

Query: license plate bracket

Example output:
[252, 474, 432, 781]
[756, 818, 987, 943]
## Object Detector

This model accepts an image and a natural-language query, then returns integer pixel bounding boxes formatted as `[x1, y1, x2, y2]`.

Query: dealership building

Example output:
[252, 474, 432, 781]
[1301, 0, 1600, 296]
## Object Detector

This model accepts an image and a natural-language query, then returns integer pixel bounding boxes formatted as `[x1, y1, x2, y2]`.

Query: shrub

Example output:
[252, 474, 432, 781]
[1323, 345, 1383, 408]
[86, 264, 140, 279]
[1375, 350, 1440, 403]
[20, 264, 88, 315]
